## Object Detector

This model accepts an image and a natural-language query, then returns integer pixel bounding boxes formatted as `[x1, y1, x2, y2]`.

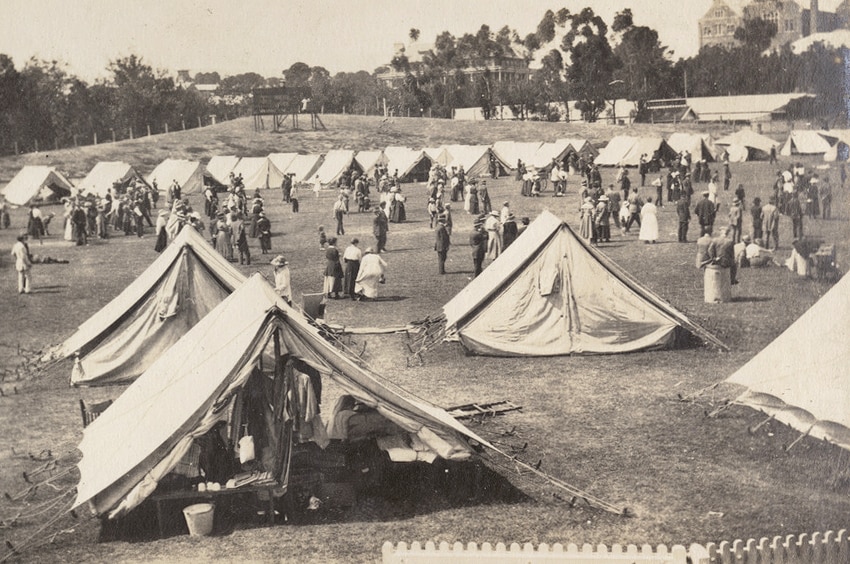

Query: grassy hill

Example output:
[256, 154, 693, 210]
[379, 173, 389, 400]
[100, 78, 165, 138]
[0, 114, 741, 182]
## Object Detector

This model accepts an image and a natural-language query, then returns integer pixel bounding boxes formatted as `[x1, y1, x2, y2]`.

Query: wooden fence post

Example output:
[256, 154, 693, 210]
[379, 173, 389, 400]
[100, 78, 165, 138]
[181, 119, 186, 130]
[129, 126, 133, 139]
[93, 132, 97, 145]
[34, 139, 38, 152]
[164, 123, 169, 134]
[147, 124, 151, 137]
[110, 129, 115, 143]
[73, 134, 78, 147]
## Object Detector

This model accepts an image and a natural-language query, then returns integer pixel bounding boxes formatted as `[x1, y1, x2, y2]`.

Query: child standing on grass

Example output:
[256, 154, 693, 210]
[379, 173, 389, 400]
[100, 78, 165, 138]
[318, 226, 327, 250]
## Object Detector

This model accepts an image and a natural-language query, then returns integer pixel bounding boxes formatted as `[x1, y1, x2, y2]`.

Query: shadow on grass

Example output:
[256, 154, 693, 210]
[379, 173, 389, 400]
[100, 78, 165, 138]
[730, 296, 773, 303]
[99, 460, 526, 542]
[370, 296, 408, 303]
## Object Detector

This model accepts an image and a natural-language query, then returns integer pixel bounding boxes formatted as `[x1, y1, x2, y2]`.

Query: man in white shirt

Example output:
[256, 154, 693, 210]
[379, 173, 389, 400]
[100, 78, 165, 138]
[270, 255, 292, 305]
[11, 232, 32, 294]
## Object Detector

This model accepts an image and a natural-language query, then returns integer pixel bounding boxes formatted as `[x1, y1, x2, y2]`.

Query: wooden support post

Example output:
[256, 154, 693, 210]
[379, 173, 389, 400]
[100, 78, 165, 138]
[164, 123, 168, 134]
[147, 124, 151, 137]
[73, 135, 78, 147]
[93, 132, 97, 145]
[181, 119, 186, 130]
[129, 126, 133, 139]
[197, 116, 202, 128]
[34, 139, 38, 152]
[13, 141, 18, 154]
[111, 129, 115, 143]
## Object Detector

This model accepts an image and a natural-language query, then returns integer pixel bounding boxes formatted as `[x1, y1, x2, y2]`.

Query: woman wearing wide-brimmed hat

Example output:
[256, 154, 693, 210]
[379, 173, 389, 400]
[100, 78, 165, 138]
[270, 255, 291, 305]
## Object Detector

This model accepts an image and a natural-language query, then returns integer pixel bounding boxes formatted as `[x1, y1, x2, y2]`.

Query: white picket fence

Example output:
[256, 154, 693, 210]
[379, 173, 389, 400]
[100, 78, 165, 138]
[382, 529, 849, 564]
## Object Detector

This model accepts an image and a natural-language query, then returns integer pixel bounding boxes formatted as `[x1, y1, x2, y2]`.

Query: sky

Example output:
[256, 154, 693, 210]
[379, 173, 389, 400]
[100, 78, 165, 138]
[0, 0, 839, 82]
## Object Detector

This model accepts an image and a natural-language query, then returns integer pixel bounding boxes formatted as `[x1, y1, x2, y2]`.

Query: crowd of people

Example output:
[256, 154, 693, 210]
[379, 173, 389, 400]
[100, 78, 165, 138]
[6, 143, 843, 303]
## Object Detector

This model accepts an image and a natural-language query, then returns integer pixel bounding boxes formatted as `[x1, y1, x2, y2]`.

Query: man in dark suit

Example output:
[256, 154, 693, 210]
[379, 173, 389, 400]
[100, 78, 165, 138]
[434, 216, 450, 274]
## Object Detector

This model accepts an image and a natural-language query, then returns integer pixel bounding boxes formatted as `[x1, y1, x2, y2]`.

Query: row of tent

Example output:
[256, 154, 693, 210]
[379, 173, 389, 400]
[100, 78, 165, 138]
[597, 129, 850, 167]
[4, 129, 847, 207]
[60, 210, 849, 520]
[0, 140, 598, 207]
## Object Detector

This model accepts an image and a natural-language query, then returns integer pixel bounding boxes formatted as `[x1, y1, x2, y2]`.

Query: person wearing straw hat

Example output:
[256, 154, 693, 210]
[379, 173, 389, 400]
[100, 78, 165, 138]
[270, 255, 292, 305]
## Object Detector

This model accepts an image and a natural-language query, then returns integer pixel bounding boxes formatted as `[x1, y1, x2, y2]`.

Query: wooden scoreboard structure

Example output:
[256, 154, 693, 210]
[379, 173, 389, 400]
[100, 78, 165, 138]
[252, 87, 326, 132]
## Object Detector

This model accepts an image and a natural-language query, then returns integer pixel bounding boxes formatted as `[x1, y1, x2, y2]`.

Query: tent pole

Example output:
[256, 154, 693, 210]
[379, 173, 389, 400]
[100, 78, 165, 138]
[784, 426, 813, 452]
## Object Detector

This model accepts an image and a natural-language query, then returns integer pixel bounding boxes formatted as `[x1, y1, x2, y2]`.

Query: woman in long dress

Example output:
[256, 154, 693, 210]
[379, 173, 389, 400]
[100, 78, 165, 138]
[639, 197, 659, 244]
[215, 216, 233, 260]
[154, 210, 169, 252]
[323, 237, 343, 299]
[354, 248, 387, 301]
[578, 197, 596, 243]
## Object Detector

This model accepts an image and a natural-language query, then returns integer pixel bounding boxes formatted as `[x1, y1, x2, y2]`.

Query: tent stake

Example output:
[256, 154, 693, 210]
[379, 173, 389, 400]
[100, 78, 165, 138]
[784, 426, 813, 452]
[748, 414, 774, 434]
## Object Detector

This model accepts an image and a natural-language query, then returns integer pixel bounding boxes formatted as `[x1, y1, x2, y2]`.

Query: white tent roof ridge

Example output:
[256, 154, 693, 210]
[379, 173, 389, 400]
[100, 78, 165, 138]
[146, 159, 204, 194]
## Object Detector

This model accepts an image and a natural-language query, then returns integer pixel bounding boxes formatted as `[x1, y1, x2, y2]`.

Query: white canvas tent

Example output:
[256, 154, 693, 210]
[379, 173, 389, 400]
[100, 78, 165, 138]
[715, 130, 780, 162]
[491, 141, 543, 172]
[2, 166, 74, 206]
[666, 133, 718, 162]
[287, 154, 323, 183]
[204, 156, 240, 188]
[594, 136, 639, 166]
[530, 141, 572, 171]
[77, 162, 149, 197]
[56, 226, 246, 386]
[354, 150, 388, 177]
[556, 138, 598, 161]
[780, 130, 833, 157]
[438, 145, 500, 178]
[268, 153, 299, 177]
[231, 157, 286, 191]
[820, 130, 850, 162]
[310, 150, 359, 186]
[73, 273, 490, 518]
[726, 273, 850, 451]
[439, 211, 725, 356]
[423, 147, 451, 166]
[146, 159, 204, 194]
[383, 146, 432, 182]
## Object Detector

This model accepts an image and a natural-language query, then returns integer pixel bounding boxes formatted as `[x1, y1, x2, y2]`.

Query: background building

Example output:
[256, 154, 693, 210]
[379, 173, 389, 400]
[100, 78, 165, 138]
[699, 0, 850, 50]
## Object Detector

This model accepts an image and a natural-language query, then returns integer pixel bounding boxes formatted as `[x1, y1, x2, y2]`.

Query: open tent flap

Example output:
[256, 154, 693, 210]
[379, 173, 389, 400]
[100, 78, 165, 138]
[2, 166, 74, 206]
[75, 274, 487, 518]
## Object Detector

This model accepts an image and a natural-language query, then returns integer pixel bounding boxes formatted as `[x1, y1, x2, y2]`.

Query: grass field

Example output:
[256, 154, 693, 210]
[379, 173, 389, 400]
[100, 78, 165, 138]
[0, 115, 848, 563]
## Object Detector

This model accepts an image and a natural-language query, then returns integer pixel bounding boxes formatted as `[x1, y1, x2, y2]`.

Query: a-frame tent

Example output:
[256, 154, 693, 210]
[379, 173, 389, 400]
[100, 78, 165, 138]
[820, 130, 850, 162]
[530, 140, 572, 172]
[268, 153, 299, 177]
[310, 149, 359, 186]
[423, 147, 451, 167]
[439, 145, 504, 178]
[73, 273, 490, 518]
[287, 154, 324, 183]
[77, 162, 150, 197]
[725, 273, 850, 451]
[594, 136, 639, 166]
[666, 133, 718, 162]
[354, 150, 388, 177]
[2, 166, 74, 206]
[779, 130, 833, 157]
[491, 141, 543, 173]
[204, 155, 240, 190]
[231, 157, 286, 191]
[383, 146, 432, 182]
[556, 138, 598, 161]
[146, 159, 205, 194]
[621, 137, 677, 167]
[715, 129, 779, 162]
[56, 226, 246, 386]
[439, 211, 725, 356]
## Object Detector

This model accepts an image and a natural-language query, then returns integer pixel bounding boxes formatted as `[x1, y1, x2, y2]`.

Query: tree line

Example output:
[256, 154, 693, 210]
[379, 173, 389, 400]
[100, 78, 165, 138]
[1, 5, 846, 156]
